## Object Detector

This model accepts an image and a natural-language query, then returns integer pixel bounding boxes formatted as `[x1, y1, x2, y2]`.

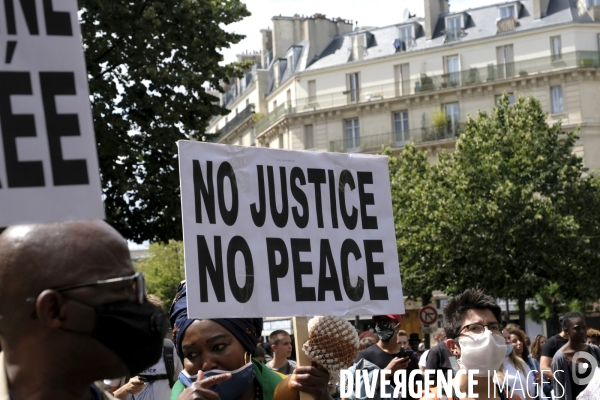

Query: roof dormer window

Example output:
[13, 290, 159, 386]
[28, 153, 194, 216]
[394, 25, 416, 52]
[499, 4, 517, 18]
[447, 15, 463, 32]
[445, 15, 465, 42]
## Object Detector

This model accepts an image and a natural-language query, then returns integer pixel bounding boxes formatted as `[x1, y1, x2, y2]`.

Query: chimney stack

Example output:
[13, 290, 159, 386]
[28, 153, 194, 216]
[424, 0, 449, 40]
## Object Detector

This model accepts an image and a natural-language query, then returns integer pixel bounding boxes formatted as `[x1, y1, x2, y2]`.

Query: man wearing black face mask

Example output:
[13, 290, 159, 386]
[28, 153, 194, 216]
[0, 220, 167, 400]
[349, 315, 421, 400]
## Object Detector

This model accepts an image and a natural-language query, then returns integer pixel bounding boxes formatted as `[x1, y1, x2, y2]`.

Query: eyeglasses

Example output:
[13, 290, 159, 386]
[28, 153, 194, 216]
[26, 272, 146, 306]
[459, 322, 504, 336]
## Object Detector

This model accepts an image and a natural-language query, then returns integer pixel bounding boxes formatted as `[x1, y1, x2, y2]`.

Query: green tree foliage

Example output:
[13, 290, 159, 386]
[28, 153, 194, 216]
[389, 94, 600, 325]
[136, 240, 185, 311]
[79, 0, 251, 243]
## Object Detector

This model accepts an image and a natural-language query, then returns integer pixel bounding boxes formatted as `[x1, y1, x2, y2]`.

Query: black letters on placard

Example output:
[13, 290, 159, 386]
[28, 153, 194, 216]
[328, 170, 339, 229]
[290, 167, 309, 228]
[0, 72, 44, 188]
[364, 240, 388, 300]
[307, 169, 326, 228]
[339, 170, 358, 230]
[357, 171, 378, 229]
[266, 238, 289, 301]
[267, 166, 288, 228]
[43, 0, 72, 36]
[216, 161, 238, 226]
[340, 239, 364, 301]
[192, 160, 215, 224]
[40, 72, 89, 186]
[250, 165, 266, 227]
[226, 236, 254, 303]
[317, 239, 342, 301]
[291, 238, 316, 301]
[4, 0, 39, 35]
[197, 235, 225, 302]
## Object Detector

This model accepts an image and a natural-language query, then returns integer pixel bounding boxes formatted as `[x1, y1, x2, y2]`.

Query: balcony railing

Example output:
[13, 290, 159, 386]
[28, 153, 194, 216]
[293, 51, 599, 113]
[254, 103, 291, 135]
[216, 105, 254, 139]
[254, 51, 599, 138]
[329, 123, 465, 153]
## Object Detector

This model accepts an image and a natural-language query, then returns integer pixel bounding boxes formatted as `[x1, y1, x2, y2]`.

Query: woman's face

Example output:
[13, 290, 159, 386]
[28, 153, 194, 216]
[181, 320, 247, 375]
[510, 334, 523, 356]
[539, 336, 547, 348]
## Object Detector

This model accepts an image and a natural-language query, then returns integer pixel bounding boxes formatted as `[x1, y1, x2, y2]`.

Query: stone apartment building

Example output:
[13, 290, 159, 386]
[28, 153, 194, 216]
[209, 0, 600, 170]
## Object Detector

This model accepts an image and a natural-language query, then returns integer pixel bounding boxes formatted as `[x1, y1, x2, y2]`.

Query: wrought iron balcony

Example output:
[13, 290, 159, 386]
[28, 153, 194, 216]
[216, 105, 254, 139]
[329, 123, 465, 153]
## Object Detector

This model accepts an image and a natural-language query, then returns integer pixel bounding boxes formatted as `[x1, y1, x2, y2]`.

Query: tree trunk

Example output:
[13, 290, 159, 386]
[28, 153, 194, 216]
[505, 298, 510, 324]
[518, 297, 527, 331]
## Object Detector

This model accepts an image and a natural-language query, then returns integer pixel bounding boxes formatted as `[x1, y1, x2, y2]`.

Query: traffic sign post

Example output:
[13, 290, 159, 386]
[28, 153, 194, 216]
[419, 306, 439, 350]
[419, 306, 438, 325]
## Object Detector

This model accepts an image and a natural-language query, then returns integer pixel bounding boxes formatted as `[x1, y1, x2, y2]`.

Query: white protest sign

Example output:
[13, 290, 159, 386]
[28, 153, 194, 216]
[0, 0, 104, 226]
[178, 141, 405, 318]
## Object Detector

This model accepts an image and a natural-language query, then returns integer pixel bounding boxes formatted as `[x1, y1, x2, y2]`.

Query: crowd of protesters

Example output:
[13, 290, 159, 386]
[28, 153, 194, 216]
[1, 221, 598, 400]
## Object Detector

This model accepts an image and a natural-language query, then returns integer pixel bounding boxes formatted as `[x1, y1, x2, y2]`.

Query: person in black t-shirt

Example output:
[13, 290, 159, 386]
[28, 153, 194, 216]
[541, 329, 569, 383]
[352, 314, 421, 400]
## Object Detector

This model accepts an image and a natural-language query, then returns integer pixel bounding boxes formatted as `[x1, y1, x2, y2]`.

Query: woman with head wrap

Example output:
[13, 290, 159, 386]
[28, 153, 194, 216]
[169, 283, 332, 400]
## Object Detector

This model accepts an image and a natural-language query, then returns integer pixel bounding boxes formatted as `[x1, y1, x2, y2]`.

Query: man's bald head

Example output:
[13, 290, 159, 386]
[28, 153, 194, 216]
[0, 220, 132, 312]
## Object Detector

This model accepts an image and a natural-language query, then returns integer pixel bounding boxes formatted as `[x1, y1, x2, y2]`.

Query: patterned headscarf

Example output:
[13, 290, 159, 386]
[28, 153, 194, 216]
[169, 282, 263, 360]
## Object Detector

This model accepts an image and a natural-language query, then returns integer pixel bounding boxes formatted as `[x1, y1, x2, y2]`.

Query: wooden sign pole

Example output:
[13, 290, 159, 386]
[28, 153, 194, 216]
[293, 316, 312, 400]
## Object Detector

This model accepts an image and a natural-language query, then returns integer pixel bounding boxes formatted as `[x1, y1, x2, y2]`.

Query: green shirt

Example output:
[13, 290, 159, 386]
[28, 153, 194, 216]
[170, 359, 284, 400]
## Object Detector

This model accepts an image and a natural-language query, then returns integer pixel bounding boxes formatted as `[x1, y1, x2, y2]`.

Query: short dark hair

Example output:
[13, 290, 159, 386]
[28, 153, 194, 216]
[443, 289, 502, 339]
[561, 311, 585, 331]
[269, 330, 290, 345]
[254, 345, 265, 358]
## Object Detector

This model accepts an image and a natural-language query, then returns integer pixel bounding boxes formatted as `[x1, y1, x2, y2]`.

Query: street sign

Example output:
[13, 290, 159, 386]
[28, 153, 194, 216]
[421, 326, 435, 334]
[419, 305, 438, 325]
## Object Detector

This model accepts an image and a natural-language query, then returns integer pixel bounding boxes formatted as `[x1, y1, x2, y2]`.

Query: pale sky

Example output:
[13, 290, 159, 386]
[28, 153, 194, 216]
[221, 0, 508, 63]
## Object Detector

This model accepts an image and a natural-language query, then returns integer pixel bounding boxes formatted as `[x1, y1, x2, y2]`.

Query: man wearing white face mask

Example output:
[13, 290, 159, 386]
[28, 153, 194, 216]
[421, 289, 516, 400]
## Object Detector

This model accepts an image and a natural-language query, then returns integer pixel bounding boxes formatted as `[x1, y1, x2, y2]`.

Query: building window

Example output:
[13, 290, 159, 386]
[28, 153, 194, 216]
[347, 73, 360, 103]
[446, 16, 463, 41]
[395, 25, 415, 50]
[272, 100, 277, 111]
[551, 36, 562, 60]
[308, 80, 316, 104]
[495, 93, 515, 105]
[393, 111, 409, 145]
[344, 118, 360, 152]
[499, 5, 516, 18]
[304, 125, 314, 149]
[445, 55, 460, 86]
[286, 89, 292, 109]
[394, 63, 410, 97]
[551, 86, 564, 114]
[496, 44, 514, 78]
[246, 99, 250, 107]
[250, 129, 255, 146]
[445, 103, 460, 135]
[278, 134, 284, 149]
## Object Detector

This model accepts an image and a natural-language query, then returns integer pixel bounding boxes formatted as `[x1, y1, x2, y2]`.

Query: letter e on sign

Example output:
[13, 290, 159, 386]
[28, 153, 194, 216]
[0, 0, 104, 226]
